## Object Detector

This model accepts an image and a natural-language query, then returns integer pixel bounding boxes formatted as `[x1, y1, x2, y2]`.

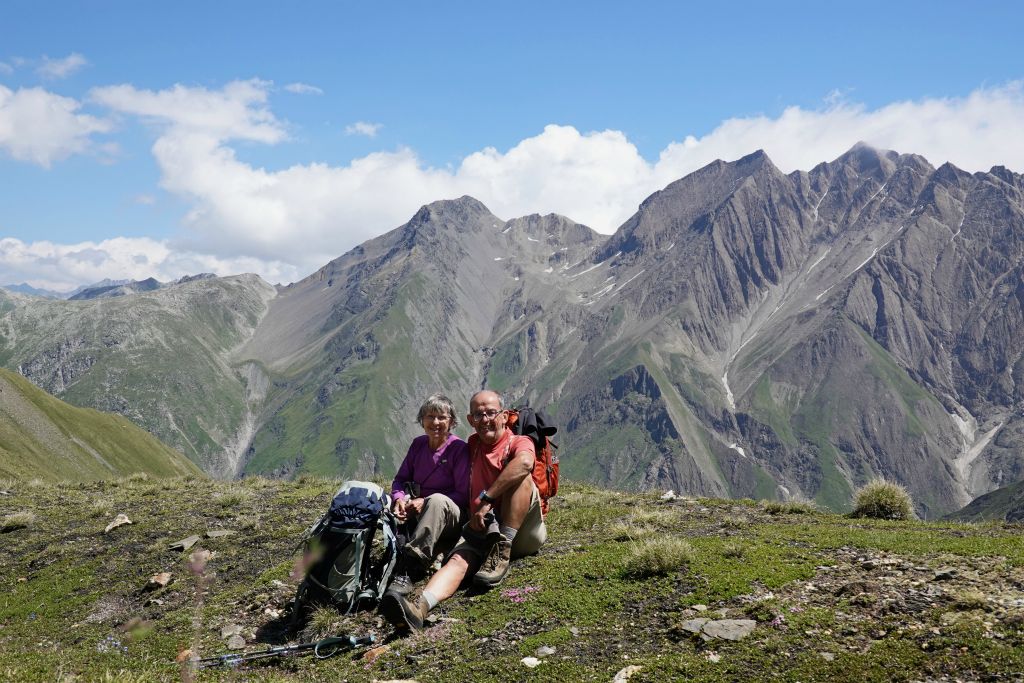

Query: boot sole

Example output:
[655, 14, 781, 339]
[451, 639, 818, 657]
[379, 593, 423, 631]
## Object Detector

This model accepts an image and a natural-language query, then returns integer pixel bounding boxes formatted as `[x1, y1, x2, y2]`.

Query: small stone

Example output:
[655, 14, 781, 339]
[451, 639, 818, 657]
[104, 514, 132, 533]
[168, 535, 201, 552]
[692, 604, 708, 612]
[143, 598, 164, 607]
[362, 644, 390, 663]
[264, 608, 282, 619]
[521, 656, 541, 668]
[17, 577, 27, 583]
[660, 490, 677, 500]
[206, 529, 235, 539]
[705, 651, 721, 663]
[933, 567, 958, 581]
[613, 665, 643, 682]
[221, 624, 243, 638]
[702, 619, 757, 641]
[227, 634, 246, 649]
[569, 627, 580, 637]
[144, 572, 172, 591]
[820, 652, 835, 661]
[175, 648, 193, 663]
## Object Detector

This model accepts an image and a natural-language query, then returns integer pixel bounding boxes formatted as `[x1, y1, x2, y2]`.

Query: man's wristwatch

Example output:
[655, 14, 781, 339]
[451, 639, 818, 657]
[478, 490, 497, 505]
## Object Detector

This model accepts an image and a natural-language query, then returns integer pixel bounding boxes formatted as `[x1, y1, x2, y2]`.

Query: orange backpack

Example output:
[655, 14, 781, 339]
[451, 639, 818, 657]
[506, 407, 559, 515]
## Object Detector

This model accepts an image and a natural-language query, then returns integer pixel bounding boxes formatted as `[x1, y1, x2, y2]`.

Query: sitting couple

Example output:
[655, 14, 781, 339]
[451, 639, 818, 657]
[381, 390, 547, 630]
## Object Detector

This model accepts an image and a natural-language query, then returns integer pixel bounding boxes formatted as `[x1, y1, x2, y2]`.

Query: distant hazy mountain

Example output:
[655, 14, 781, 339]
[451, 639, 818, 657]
[1, 144, 1021, 518]
[0, 368, 199, 481]
[1, 283, 69, 299]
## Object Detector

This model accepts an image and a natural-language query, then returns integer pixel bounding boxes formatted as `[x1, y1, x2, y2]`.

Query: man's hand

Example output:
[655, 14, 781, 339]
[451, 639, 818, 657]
[407, 497, 425, 515]
[470, 500, 492, 531]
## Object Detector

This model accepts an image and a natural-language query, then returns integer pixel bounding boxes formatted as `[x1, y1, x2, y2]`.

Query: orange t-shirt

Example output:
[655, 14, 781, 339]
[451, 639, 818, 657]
[469, 429, 535, 514]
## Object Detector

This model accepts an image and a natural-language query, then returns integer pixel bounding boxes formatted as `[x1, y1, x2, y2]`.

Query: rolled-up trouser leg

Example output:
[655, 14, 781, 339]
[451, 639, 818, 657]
[405, 493, 462, 567]
[510, 484, 547, 559]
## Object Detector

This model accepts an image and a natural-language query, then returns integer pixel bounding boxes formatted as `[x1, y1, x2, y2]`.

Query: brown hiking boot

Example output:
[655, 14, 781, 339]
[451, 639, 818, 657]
[472, 538, 511, 588]
[385, 572, 414, 597]
[380, 592, 428, 631]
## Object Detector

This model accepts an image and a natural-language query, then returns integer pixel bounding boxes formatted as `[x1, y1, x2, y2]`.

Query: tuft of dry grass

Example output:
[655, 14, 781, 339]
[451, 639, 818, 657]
[850, 479, 915, 520]
[622, 536, 695, 578]
[1, 511, 37, 532]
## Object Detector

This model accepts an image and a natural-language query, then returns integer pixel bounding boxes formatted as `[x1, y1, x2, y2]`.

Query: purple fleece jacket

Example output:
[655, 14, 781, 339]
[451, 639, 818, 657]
[390, 433, 471, 514]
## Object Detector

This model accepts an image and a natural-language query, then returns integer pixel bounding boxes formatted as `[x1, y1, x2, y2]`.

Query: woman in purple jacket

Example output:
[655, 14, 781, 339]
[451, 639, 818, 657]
[386, 393, 470, 596]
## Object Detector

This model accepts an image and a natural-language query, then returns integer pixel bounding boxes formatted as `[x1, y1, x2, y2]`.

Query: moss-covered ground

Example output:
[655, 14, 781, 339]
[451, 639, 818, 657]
[1, 478, 1023, 682]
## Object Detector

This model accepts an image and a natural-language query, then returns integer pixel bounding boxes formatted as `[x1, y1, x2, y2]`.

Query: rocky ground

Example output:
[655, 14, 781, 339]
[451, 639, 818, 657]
[1, 477, 1023, 681]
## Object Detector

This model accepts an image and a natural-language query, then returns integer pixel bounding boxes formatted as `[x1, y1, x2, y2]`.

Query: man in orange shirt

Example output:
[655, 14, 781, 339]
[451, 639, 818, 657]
[380, 390, 547, 631]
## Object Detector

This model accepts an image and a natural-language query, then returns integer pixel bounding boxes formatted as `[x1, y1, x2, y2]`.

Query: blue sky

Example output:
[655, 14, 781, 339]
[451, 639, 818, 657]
[2, 1, 1023, 290]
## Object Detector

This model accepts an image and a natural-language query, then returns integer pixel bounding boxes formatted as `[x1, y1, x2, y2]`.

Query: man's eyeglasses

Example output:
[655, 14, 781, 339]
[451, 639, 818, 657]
[471, 409, 505, 421]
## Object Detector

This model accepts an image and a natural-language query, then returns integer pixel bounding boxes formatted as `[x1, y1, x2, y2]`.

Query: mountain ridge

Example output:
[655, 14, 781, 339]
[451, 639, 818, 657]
[1, 144, 1021, 519]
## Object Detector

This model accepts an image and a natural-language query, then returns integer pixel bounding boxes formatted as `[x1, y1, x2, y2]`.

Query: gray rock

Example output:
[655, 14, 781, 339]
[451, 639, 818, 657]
[168, 535, 201, 551]
[679, 618, 710, 634]
[227, 634, 246, 650]
[701, 619, 757, 641]
[933, 567, 958, 581]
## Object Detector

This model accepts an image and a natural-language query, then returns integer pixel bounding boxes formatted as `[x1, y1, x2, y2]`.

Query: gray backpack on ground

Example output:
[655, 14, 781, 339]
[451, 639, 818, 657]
[293, 481, 399, 618]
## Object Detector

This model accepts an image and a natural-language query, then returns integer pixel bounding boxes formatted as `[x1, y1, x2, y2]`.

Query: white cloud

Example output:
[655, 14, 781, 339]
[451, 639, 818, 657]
[0, 85, 112, 167]
[8, 80, 1024, 290]
[0, 236, 302, 292]
[285, 82, 323, 95]
[654, 82, 1024, 185]
[91, 79, 285, 143]
[344, 121, 382, 137]
[133, 193, 157, 205]
[0, 62, 12, 75]
[37, 53, 88, 79]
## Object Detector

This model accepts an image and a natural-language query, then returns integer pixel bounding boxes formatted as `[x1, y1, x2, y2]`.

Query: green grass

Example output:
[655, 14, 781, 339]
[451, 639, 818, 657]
[1, 479, 1023, 682]
[0, 369, 201, 482]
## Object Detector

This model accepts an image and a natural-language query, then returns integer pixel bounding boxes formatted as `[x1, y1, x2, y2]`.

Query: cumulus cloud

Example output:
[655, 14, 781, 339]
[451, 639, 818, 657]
[344, 121, 382, 137]
[8, 79, 1024, 290]
[0, 236, 302, 292]
[37, 52, 88, 79]
[654, 81, 1024, 185]
[285, 82, 323, 95]
[0, 84, 112, 167]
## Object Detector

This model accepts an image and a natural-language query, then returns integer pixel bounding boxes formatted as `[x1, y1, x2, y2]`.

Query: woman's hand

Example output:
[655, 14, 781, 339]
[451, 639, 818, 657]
[392, 497, 409, 521]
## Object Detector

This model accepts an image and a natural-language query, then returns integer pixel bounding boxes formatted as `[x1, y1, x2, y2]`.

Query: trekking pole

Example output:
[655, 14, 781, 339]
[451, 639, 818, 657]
[195, 633, 375, 669]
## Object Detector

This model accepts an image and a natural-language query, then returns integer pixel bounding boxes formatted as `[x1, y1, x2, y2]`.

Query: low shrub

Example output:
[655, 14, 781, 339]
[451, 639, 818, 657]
[850, 479, 915, 520]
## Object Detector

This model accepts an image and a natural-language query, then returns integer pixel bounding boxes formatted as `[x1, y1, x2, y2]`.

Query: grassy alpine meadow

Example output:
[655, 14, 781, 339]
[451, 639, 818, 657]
[1, 479, 1023, 682]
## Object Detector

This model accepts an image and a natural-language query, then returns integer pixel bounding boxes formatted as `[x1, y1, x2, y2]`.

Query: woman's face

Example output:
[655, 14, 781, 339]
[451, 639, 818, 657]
[421, 411, 452, 443]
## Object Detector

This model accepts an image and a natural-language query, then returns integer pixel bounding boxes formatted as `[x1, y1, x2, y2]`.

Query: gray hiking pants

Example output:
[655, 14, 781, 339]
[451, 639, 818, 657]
[403, 493, 463, 568]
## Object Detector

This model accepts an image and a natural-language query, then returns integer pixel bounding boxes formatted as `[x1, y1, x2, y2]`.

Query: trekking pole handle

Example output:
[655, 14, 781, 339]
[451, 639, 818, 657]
[313, 633, 376, 659]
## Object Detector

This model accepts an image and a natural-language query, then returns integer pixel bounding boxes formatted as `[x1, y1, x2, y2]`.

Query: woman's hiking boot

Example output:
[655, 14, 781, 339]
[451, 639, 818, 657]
[379, 592, 428, 631]
[472, 538, 511, 588]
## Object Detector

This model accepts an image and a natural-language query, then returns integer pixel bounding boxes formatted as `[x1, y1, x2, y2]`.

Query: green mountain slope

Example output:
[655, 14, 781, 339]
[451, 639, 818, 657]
[0, 368, 199, 481]
[946, 480, 1024, 522]
[0, 275, 276, 476]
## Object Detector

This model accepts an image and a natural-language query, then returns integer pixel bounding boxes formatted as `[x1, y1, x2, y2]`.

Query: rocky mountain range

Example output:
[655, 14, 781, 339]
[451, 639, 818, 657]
[2, 143, 1021, 518]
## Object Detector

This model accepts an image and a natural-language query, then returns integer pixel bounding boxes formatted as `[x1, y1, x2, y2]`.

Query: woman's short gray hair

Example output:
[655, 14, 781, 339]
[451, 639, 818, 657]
[416, 393, 458, 428]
